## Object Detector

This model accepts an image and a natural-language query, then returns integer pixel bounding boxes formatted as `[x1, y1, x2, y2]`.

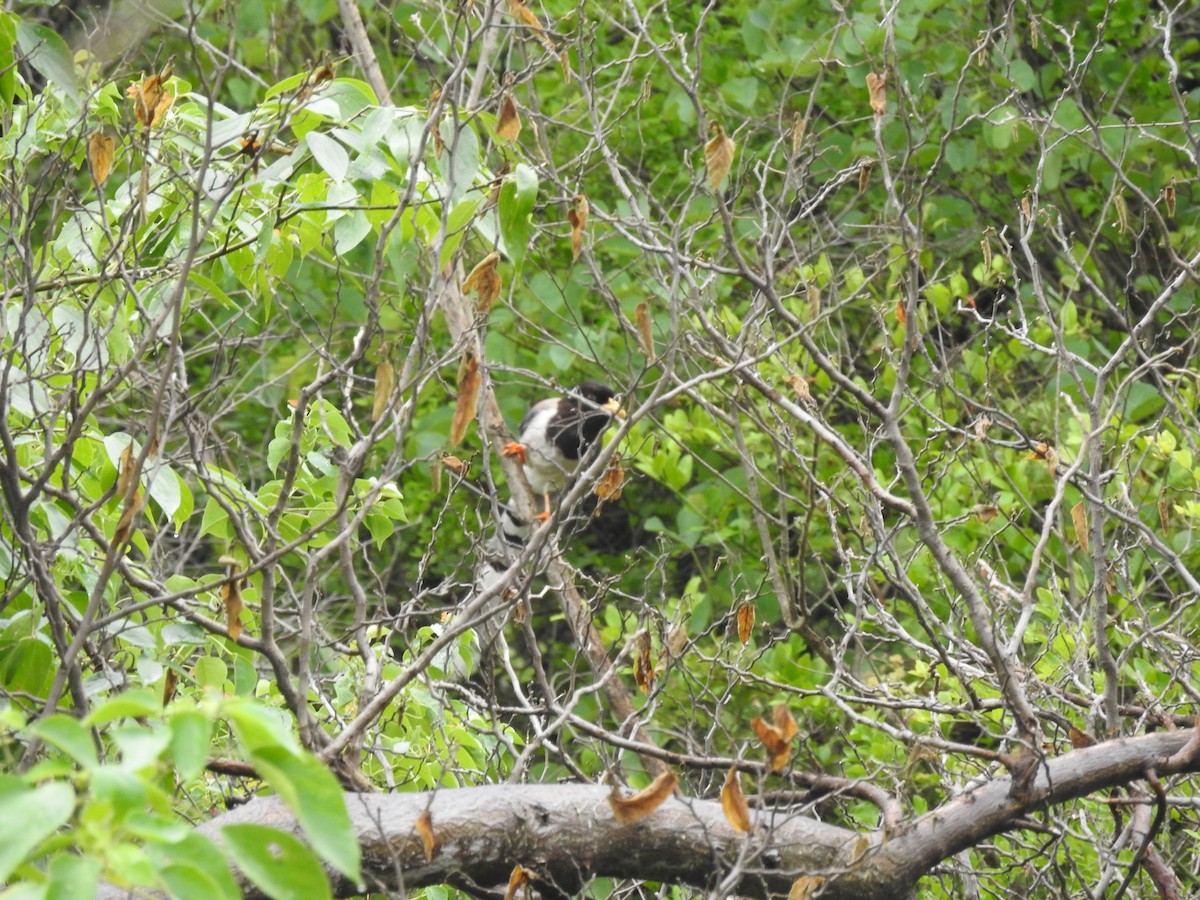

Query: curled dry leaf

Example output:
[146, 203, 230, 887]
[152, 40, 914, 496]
[428, 86, 445, 157]
[807, 285, 821, 319]
[1163, 179, 1176, 218]
[866, 72, 887, 116]
[220, 555, 244, 641]
[665, 623, 688, 659]
[782, 373, 811, 402]
[440, 454, 468, 474]
[372, 360, 395, 423]
[635, 302, 654, 357]
[162, 667, 179, 705]
[503, 864, 530, 900]
[704, 122, 736, 190]
[128, 60, 174, 129]
[497, 92, 521, 142]
[117, 443, 138, 500]
[450, 354, 481, 446]
[88, 132, 116, 185]
[750, 703, 798, 772]
[608, 770, 678, 824]
[858, 158, 874, 192]
[720, 767, 752, 834]
[1026, 442, 1059, 477]
[415, 810, 437, 862]
[1070, 501, 1089, 552]
[595, 457, 625, 502]
[735, 602, 754, 644]
[567, 194, 588, 260]
[463, 251, 502, 312]
[633, 631, 653, 693]
[1113, 193, 1129, 235]
[1068, 725, 1095, 749]
[894, 296, 907, 326]
[1158, 498, 1169, 533]
[973, 415, 993, 440]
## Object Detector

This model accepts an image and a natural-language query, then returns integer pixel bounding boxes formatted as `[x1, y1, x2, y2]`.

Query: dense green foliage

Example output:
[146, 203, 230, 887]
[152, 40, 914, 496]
[2, 0, 1200, 896]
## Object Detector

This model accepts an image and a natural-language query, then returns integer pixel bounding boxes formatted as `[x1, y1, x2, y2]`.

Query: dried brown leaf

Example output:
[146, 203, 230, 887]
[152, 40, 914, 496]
[972, 504, 999, 524]
[1113, 193, 1129, 235]
[750, 711, 794, 772]
[634, 631, 653, 693]
[372, 360, 395, 423]
[497, 92, 521, 142]
[88, 132, 116, 185]
[1158, 498, 1169, 533]
[720, 767, 751, 833]
[162, 667, 179, 705]
[507, 0, 557, 54]
[221, 556, 244, 640]
[1068, 725, 1095, 749]
[773, 704, 799, 743]
[1071, 501, 1089, 552]
[596, 457, 625, 502]
[973, 416, 993, 440]
[117, 443, 138, 500]
[567, 194, 588, 260]
[894, 296, 907, 326]
[858, 158, 874, 192]
[866, 72, 887, 116]
[665, 623, 688, 659]
[783, 373, 811, 402]
[440, 454, 468, 474]
[1163, 179, 1176, 218]
[806, 285, 821, 319]
[635, 302, 654, 356]
[128, 61, 174, 129]
[450, 355, 480, 446]
[428, 86, 445, 157]
[608, 771, 677, 824]
[735, 602, 754, 644]
[463, 251, 502, 312]
[704, 123, 736, 190]
[415, 810, 437, 862]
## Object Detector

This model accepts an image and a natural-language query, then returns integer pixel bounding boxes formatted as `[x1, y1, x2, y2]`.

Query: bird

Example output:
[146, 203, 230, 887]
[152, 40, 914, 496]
[502, 381, 623, 520]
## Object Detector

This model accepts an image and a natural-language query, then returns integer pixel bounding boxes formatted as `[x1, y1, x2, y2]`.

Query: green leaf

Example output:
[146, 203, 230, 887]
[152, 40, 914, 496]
[244, 747, 361, 881]
[169, 709, 213, 780]
[438, 120, 480, 206]
[83, 688, 161, 728]
[0, 638, 54, 697]
[306, 131, 348, 183]
[498, 164, 538, 268]
[0, 779, 75, 882]
[0, 14, 16, 109]
[32, 715, 98, 769]
[221, 825, 334, 900]
[46, 851, 102, 900]
[14, 20, 80, 111]
[334, 210, 372, 255]
[151, 832, 241, 900]
[193, 656, 229, 691]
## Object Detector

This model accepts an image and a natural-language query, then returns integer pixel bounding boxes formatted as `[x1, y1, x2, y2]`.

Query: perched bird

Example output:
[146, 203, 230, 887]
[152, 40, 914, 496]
[503, 381, 623, 520]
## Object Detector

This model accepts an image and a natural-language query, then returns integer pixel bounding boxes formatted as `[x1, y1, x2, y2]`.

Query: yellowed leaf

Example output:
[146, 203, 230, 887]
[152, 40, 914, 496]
[415, 810, 437, 862]
[782, 374, 811, 402]
[372, 360, 395, 423]
[450, 355, 480, 446]
[503, 864, 530, 900]
[117, 443, 138, 500]
[1071, 501, 1089, 552]
[567, 194, 588, 260]
[497, 92, 521, 142]
[773, 703, 799, 743]
[88, 132, 116, 185]
[720, 767, 751, 833]
[507, 0, 557, 54]
[736, 602, 754, 644]
[635, 302, 654, 356]
[806, 285, 821, 319]
[789, 875, 826, 900]
[866, 71, 887, 116]
[608, 771, 677, 824]
[704, 122, 736, 190]
[1163, 179, 1176, 218]
[220, 556, 244, 640]
[894, 296, 907, 326]
[462, 251, 502, 312]
[1113, 193, 1129, 235]
[128, 61, 174, 129]
[791, 116, 807, 156]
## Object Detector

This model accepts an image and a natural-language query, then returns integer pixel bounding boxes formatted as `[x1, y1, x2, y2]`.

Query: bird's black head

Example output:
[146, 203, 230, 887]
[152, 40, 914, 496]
[551, 381, 622, 460]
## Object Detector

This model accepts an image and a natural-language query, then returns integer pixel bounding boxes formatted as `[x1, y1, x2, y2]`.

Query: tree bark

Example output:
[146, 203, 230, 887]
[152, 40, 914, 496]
[99, 728, 1198, 900]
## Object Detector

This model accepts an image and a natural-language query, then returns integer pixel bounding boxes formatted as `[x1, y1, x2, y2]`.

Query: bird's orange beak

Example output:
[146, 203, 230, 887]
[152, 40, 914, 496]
[603, 397, 625, 418]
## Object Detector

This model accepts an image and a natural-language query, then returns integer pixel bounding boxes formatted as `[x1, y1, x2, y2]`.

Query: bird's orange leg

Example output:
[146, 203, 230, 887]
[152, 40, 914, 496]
[535, 493, 552, 522]
[502, 442, 527, 464]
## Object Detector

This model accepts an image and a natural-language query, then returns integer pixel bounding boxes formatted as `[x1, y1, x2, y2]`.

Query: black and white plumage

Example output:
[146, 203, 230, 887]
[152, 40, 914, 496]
[503, 381, 623, 519]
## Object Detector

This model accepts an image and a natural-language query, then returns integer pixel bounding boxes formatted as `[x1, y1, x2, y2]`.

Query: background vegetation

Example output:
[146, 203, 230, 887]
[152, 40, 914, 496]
[2, 0, 1200, 896]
